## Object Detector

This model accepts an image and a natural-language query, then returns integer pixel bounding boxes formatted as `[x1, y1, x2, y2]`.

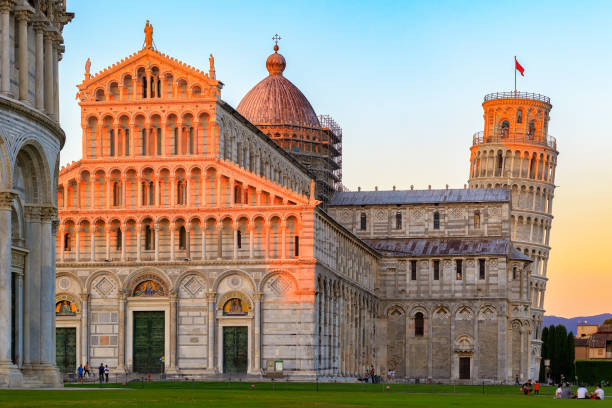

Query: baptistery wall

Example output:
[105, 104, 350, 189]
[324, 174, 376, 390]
[0, 0, 73, 388]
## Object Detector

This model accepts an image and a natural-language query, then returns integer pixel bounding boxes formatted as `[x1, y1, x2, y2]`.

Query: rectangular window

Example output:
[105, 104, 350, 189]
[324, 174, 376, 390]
[410, 260, 417, 281]
[237, 230, 242, 249]
[294, 236, 299, 257]
[360, 213, 367, 230]
[456, 260, 463, 280]
[479, 259, 486, 280]
[395, 212, 402, 230]
[433, 260, 440, 281]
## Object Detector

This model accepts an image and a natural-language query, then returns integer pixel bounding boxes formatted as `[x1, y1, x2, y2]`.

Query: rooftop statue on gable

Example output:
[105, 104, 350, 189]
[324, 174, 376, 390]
[144, 20, 153, 49]
[209, 53, 215, 79]
[84, 58, 91, 80]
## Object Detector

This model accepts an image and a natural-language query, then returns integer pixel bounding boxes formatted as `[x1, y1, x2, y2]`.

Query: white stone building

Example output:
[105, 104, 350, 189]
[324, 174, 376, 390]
[0, 0, 72, 387]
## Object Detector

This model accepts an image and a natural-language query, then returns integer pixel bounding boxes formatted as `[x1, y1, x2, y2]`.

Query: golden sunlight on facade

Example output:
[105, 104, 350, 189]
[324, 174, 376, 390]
[51, 23, 557, 384]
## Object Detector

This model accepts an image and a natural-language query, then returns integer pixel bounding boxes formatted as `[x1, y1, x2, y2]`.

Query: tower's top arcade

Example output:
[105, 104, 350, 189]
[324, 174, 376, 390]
[474, 91, 556, 152]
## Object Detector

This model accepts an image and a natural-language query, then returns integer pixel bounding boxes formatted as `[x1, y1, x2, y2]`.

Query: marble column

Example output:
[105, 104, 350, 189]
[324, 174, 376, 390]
[16, 9, 30, 102]
[80, 294, 89, 368]
[39, 208, 56, 367]
[90, 225, 95, 261]
[43, 31, 53, 117]
[116, 291, 126, 372]
[136, 223, 141, 261]
[168, 293, 178, 372]
[154, 224, 160, 262]
[0, 1, 11, 95]
[120, 224, 126, 261]
[0, 193, 14, 367]
[253, 292, 262, 372]
[170, 224, 175, 261]
[206, 292, 215, 371]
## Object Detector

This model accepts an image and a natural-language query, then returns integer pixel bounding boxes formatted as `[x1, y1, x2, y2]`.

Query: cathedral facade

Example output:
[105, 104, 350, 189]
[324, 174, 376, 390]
[54, 29, 557, 383]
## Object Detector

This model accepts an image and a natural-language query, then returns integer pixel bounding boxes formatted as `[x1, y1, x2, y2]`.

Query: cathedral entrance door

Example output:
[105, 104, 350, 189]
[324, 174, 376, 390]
[133, 311, 165, 373]
[56, 327, 76, 373]
[223, 326, 248, 374]
[459, 357, 471, 379]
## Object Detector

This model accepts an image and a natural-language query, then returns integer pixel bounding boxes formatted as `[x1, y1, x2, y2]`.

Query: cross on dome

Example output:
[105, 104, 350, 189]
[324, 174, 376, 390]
[272, 33, 281, 52]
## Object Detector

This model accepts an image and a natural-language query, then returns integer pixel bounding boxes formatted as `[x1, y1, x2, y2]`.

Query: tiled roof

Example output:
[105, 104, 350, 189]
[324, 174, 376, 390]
[362, 237, 531, 260]
[575, 338, 589, 347]
[328, 188, 510, 206]
[589, 333, 612, 348]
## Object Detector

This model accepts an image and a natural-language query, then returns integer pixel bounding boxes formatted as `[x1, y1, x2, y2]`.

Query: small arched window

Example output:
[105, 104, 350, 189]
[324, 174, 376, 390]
[141, 76, 147, 98]
[360, 212, 367, 230]
[64, 232, 71, 251]
[124, 129, 130, 156]
[178, 226, 186, 250]
[528, 120, 536, 138]
[177, 181, 185, 205]
[433, 211, 440, 230]
[516, 109, 523, 124]
[414, 312, 424, 336]
[109, 129, 115, 156]
[474, 210, 481, 229]
[116, 228, 122, 250]
[395, 212, 402, 230]
[112, 182, 120, 206]
[497, 151, 503, 170]
[512, 267, 518, 280]
[149, 181, 154, 205]
[145, 225, 154, 250]
[501, 120, 510, 138]
[237, 230, 242, 249]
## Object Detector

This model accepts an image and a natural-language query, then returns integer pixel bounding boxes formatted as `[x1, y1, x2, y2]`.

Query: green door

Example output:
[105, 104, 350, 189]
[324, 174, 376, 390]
[56, 327, 77, 373]
[223, 326, 248, 374]
[133, 311, 165, 373]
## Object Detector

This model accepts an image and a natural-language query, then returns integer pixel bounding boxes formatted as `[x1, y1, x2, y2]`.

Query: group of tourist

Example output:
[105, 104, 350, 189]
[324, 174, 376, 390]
[555, 383, 605, 400]
[76, 362, 109, 383]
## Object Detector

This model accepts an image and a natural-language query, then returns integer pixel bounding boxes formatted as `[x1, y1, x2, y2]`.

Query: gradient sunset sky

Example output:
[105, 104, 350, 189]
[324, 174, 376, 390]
[58, 0, 612, 317]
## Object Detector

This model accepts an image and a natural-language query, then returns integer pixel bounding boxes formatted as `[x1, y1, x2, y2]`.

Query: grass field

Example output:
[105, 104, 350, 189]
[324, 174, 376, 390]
[0, 383, 610, 407]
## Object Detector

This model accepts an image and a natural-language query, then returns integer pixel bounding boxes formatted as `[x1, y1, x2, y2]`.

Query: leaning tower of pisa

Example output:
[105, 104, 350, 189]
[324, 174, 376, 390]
[468, 91, 558, 380]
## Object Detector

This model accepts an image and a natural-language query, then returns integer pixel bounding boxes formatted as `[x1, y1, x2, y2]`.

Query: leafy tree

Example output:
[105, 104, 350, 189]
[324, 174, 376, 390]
[604, 318, 612, 325]
[539, 326, 549, 382]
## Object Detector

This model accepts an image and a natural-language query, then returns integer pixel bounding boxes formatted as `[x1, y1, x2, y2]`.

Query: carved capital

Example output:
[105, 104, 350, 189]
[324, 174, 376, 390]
[14, 7, 32, 22]
[206, 291, 216, 301]
[41, 206, 57, 222]
[0, 0, 15, 14]
[0, 191, 16, 210]
[253, 292, 264, 302]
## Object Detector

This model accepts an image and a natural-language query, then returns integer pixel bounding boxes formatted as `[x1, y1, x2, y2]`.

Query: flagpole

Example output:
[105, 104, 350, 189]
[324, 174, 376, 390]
[514, 56, 517, 94]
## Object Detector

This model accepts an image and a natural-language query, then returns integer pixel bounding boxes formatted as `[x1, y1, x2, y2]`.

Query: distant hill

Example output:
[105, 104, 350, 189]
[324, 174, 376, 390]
[544, 313, 612, 335]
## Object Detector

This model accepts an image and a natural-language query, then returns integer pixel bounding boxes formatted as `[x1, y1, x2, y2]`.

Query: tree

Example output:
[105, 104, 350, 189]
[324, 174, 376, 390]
[539, 326, 549, 382]
[555, 325, 569, 382]
[604, 318, 612, 325]
[567, 332, 576, 381]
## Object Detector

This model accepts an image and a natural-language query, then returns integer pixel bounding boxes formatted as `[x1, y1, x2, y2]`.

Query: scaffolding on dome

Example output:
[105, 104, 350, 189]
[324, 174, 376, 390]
[319, 114, 343, 196]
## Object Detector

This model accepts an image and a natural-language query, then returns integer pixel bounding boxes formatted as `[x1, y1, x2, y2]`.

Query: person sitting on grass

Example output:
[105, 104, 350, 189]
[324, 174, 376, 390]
[593, 385, 605, 400]
[555, 384, 563, 399]
[562, 383, 573, 399]
[574, 384, 589, 399]
[521, 379, 533, 395]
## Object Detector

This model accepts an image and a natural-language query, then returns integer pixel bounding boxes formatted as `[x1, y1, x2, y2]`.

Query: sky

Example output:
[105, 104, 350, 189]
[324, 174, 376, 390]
[59, 0, 612, 318]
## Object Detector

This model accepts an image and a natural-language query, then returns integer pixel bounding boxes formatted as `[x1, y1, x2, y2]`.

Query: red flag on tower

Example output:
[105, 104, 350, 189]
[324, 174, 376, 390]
[515, 57, 525, 76]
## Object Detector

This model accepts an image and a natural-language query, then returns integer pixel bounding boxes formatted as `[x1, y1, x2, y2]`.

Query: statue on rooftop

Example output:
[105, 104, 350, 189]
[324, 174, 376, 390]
[84, 57, 91, 79]
[144, 20, 153, 49]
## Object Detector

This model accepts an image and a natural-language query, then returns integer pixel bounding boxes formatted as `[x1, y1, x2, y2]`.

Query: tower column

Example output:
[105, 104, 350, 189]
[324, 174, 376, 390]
[16, 9, 31, 102]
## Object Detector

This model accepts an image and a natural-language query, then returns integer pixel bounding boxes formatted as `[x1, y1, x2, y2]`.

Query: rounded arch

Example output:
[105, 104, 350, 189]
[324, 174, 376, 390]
[258, 269, 299, 293]
[212, 269, 256, 292]
[13, 139, 53, 204]
[124, 268, 172, 295]
[85, 269, 121, 294]
[384, 303, 407, 317]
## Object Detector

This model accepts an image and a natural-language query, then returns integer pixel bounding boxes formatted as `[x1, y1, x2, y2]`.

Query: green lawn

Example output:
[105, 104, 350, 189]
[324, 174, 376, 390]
[0, 383, 609, 407]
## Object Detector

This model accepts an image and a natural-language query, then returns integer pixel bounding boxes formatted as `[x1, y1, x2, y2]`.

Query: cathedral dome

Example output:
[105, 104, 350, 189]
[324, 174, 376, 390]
[237, 46, 321, 128]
